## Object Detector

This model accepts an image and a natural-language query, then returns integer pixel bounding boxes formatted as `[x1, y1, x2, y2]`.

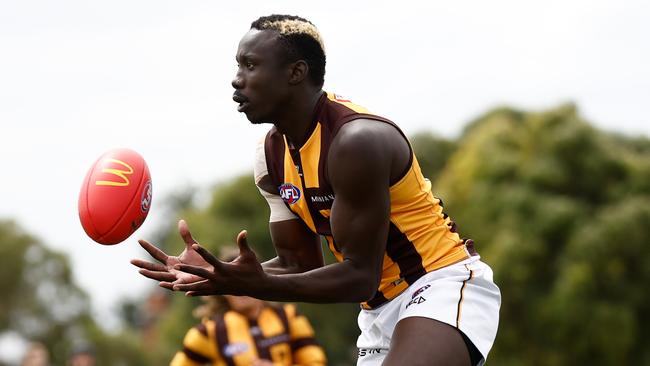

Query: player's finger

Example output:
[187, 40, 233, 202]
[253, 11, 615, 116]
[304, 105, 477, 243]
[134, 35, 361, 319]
[130, 259, 167, 272]
[236, 230, 254, 256]
[138, 239, 168, 263]
[159, 282, 175, 290]
[174, 263, 214, 278]
[178, 219, 199, 248]
[138, 269, 177, 282]
[173, 279, 211, 292]
[186, 290, 217, 297]
[191, 244, 223, 269]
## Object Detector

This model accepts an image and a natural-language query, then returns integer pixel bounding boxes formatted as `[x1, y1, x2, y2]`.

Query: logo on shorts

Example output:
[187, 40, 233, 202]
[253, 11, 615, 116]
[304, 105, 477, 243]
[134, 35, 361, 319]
[411, 284, 431, 299]
[406, 285, 430, 309]
[406, 296, 426, 309]
[279, 183, 301, 204]
[358, 348, 383, 357]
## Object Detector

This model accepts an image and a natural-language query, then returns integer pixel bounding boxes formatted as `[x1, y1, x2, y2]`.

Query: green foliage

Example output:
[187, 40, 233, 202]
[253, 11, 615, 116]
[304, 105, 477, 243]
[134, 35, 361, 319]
[435, 104, 650, 365]
[0, 220, 146, 365]
[143, 293, 201, 364]
[410, 132, 456, 183]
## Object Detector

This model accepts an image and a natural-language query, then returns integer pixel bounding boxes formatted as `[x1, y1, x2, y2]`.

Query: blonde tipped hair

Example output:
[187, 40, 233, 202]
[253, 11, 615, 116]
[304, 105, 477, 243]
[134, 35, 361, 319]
[260, 19, 325, 56]
[251, 14, 327, 87]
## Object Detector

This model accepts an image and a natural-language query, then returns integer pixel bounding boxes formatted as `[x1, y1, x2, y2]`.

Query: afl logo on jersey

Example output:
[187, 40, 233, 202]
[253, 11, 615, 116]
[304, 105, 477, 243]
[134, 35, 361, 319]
[279, 183, 301, 204]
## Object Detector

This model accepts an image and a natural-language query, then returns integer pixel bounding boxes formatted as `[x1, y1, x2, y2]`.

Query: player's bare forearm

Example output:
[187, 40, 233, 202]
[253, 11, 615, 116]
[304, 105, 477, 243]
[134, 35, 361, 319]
[171, 229, 377, 302]
[261, 256, 302, 275]
[267, 220, 324, 274]
[173, 240, 377, 303]
[255, 259, 377, 303]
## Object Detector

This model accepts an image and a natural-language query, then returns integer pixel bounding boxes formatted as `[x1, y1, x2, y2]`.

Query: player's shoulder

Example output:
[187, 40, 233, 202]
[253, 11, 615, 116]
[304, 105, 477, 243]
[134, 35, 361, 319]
[332, 118, 402, 158]
[337, 117, 394, 136]
[262, 125, 285, 154]
[264, 125, 282, 142]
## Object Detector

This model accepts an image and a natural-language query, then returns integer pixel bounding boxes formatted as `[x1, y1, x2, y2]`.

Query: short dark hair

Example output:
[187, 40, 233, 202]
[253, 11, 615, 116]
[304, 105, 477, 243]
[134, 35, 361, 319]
[251, 14, 326, 87]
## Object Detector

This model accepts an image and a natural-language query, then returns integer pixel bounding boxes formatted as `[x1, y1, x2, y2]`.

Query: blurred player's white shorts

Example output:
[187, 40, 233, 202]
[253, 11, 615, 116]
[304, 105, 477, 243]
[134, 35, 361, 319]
[356, 256, 501, 366]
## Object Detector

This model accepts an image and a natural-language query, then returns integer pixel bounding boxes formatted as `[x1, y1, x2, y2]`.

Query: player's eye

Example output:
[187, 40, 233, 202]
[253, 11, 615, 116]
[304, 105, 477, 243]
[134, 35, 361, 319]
[246, 62, 254, 70]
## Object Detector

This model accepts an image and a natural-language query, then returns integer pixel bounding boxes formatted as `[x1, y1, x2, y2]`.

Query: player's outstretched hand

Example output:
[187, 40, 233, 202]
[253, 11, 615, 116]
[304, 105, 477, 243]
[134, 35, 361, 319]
[130, 219, 214, 290]
[171, 229, 266, 297]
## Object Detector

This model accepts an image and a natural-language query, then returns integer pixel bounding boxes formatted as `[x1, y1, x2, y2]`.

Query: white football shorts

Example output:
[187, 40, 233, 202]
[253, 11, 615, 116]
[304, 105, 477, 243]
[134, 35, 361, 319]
[356, 256, 501, 366]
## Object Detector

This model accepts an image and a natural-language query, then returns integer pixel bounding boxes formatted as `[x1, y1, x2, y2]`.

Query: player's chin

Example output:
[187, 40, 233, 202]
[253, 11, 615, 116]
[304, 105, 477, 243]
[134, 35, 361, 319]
[245, 112, 271, 125]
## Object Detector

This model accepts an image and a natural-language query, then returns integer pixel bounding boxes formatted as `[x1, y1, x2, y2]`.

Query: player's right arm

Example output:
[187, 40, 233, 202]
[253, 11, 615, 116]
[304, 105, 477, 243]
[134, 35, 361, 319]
[256, 177, 324, 275]
[254, 139, 324, 275]
[263, 218, 324, 275]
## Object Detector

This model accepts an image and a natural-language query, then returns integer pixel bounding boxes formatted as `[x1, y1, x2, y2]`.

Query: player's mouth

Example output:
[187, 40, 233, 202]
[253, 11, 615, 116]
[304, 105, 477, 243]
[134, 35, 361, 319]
[233, 92, 250, 112]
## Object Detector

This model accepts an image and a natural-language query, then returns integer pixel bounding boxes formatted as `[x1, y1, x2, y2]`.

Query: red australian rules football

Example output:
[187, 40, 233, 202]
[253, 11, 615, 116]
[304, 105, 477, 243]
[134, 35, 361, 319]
[78, 148, 152, 245]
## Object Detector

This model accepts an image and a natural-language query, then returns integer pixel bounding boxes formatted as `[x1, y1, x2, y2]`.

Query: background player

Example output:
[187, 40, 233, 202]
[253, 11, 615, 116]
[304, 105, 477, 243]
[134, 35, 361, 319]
[171, 249, 326, 366]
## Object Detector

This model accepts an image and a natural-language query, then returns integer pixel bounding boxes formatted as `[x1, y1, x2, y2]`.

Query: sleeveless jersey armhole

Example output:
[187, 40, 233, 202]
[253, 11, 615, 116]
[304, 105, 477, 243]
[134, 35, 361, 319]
[328, 114, 414, 187]
[256, 135, 298, 222]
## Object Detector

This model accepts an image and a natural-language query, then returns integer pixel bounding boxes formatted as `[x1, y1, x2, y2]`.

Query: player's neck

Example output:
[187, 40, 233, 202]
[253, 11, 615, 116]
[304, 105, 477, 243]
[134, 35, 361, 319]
[274, 89, 323, 149]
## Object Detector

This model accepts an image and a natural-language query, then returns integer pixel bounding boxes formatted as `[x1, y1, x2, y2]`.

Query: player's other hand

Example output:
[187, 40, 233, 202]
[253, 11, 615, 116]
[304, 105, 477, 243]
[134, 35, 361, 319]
[130, 219, 213, 290]
[171, 229, 266, 297]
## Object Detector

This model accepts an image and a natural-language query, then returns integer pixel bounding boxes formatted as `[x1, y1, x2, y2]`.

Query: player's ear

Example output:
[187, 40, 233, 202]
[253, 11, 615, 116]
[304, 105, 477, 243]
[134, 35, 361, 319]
[288, 60, 309, 85]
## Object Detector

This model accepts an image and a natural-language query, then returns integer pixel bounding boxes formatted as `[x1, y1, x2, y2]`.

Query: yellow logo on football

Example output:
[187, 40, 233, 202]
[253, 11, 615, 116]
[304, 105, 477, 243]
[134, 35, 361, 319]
[95, 158, 134, 187]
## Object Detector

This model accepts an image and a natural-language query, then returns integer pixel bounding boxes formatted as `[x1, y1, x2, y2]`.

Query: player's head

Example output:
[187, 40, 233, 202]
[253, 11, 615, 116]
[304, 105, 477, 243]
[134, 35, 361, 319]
[250, 15, 326, 87]
[232, 14, 326, 124]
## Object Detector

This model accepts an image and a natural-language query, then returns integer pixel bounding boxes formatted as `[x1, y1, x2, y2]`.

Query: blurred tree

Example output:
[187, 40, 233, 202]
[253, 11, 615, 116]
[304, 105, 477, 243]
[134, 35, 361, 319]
[0, 220, 147, 365]
[434, 104, 650, 365]
[410, 132, 457, 183]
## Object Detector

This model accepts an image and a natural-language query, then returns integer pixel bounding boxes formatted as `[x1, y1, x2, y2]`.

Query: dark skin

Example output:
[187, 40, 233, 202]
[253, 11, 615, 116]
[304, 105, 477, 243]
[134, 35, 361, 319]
[131, 28, 472, 365]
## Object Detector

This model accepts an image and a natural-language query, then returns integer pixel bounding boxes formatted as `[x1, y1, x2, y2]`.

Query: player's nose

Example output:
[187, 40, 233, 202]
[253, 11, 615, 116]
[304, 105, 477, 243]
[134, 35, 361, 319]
[231, 74, 244, 89]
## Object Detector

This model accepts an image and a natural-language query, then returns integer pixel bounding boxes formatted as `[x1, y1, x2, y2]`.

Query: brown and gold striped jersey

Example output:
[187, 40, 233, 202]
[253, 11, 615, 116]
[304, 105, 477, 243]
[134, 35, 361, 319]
[170, 304, 326, 366]
[264, 92, 473, 309]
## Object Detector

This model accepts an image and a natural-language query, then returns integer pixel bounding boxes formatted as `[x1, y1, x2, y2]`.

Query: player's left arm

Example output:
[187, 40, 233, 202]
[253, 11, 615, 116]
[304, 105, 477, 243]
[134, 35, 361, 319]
[255, 174, 324, 275]
[254, 137, 324, 275]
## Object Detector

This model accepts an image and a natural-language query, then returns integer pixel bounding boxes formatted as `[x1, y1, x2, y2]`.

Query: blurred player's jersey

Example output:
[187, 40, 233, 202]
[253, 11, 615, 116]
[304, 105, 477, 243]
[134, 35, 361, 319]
[264, 92, 473, 309]
[170, 304, 325, 366]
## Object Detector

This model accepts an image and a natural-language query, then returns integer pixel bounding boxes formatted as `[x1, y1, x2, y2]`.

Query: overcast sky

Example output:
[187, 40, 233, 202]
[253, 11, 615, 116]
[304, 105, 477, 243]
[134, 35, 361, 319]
[0, 0, 648, 357]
